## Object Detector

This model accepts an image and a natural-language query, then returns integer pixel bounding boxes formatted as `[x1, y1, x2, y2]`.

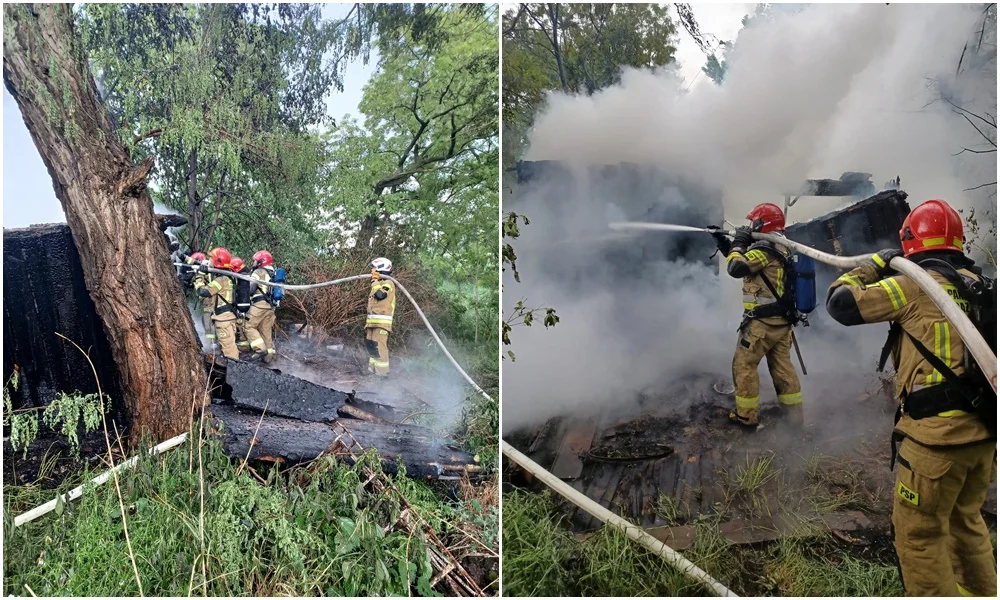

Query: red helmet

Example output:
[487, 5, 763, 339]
[900, 199, 964, 257]
[230, 257, 244, 272]
[190, 252, 206, 262]
[746, 203, 785, 233]
[253, 250, 273, 268]
[208, 247, 231, 269]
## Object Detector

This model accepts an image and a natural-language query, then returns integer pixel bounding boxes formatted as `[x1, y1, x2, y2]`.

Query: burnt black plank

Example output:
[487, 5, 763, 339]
[225, 359, 351, 422]
[209, 405, 479, 480]
[579, 463, 615, 529]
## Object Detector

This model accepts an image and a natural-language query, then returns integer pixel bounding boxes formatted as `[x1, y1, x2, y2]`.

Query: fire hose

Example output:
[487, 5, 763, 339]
[176, 265, 494, 402]
[182, 264, 738, 595]
[608, 222, 998, 393]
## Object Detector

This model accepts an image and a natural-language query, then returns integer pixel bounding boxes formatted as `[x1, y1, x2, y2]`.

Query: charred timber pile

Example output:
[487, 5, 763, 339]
[206, 359, 481, 481]
[3, 224, 126, 421]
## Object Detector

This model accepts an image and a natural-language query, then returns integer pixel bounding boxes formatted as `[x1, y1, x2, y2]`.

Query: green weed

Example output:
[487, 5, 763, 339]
[4, 434, 497, 596]
[501, 488, 925, 597]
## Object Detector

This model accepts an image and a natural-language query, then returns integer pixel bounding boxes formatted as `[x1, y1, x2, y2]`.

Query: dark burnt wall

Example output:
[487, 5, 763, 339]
[787, 189, 910, 291]
[3, 224, 126, 423]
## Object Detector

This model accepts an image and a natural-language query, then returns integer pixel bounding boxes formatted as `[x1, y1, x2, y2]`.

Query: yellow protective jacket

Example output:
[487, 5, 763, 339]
[826, 259, 991, 448]
[249, 267, 274, 310]
[200, 274, 237, 322]
[366, 279, 396, 332]
[726, 240, 794, 326]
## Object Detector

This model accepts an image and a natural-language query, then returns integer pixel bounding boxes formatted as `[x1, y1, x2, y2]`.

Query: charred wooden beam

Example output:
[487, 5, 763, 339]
[156, 213, 188, 231]
[222, 359, 351, 422]
[208, 405, 481, 480]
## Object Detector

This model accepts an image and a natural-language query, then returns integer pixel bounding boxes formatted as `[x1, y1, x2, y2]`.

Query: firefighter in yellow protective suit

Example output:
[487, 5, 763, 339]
[245, 250, 278, 363]
[711, 203, 803, 429]
[365, 257, 396, 376]
[826, 199, 996, 596]
[195, 247, 240, 360]
[182, 251, 216, 347]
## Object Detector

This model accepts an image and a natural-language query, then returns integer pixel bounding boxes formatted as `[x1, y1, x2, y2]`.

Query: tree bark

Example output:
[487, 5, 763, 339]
[3, 4, 209, 445]
[547, 4, 569, 93]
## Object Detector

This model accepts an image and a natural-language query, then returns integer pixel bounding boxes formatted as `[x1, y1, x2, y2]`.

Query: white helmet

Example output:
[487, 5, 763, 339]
[371, 257, 392, 274]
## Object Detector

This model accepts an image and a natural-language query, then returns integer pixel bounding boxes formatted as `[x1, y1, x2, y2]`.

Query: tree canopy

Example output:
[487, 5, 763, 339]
[76, 3, 496, 273]
[324, 5, 498, 272]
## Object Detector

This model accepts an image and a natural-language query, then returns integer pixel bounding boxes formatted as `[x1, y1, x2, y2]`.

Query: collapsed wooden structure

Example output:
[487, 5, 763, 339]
[205, 358, 481, 480]
[3, 221, 479, 482]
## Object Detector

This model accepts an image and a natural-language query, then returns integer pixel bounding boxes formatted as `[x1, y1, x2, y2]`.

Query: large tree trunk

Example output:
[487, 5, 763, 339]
[3, 4, 209, 445]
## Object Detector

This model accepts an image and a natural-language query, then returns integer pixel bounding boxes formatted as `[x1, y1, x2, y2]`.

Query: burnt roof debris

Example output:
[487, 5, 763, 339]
[788, 172, 878, 199]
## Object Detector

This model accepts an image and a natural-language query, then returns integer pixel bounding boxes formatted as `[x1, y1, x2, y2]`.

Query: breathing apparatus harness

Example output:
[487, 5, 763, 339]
[739, 239, 808, 330]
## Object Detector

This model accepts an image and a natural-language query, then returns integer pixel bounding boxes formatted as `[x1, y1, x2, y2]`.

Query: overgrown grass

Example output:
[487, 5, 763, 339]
[502, 489, 920, 597]
[4, 432, 498, 596]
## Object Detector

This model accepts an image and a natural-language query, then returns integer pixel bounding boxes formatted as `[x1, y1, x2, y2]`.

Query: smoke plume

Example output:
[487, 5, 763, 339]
[503, 3, 995, 433]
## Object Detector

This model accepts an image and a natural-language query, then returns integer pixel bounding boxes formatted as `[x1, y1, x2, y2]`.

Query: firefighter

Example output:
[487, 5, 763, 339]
[195, 247, 239, 360]
[188, 251, 217, 347]
[365, 257, 396, 376]
[710, 202, 803, 429]
[229, 257, 252, 354]
[183, 250, 215, 347]
[245, 250, 278, 363]
[826, 199, 996, 596]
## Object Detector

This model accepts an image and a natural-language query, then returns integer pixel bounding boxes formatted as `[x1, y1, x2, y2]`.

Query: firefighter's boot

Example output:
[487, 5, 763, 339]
[729, 408, 759, 429]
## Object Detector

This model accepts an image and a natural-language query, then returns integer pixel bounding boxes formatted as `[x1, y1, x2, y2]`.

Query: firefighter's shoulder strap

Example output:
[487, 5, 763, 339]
[752, 244, 799, 324]
[879, 260, 997, 371]
[213, 275, 237, 316]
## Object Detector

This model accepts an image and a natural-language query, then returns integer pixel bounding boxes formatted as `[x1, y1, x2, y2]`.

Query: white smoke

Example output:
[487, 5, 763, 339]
[503, 3, 996, 433]
[526, 3, 995, 222]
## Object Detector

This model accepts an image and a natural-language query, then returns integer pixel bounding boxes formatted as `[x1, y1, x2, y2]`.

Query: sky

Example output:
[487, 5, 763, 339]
[1, 3, 746, 228]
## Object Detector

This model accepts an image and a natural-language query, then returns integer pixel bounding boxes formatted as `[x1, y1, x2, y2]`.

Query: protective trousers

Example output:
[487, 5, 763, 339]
[246, 304, 276, 363]
[213, 317, 240, 360]
[892, 438, 997, 596]
[235, 316, 251, 352]
[201, 299, 215, 345]
[365, 326, 390, 376]
[732, 319, 802, 425]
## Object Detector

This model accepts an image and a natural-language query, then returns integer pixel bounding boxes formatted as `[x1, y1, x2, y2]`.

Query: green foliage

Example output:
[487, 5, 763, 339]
[502, 3, 678, 165]
[40, 392, 105, 456]
[2, 370, 37, 457]
[501, 211, 558, 359]
[702, 51, 729, 85]
[3, 436, 497, 596]
[2, 371, 104, 458]
[75, 4, 496, 271]
[76, 3, 348, 263]
[324, 4, 498, 268]
[502, 489, 916, 597]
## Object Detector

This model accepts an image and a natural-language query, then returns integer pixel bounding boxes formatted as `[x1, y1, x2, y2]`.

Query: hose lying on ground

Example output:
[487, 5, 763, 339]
[14, 433, 189, 527]
[607, 222, 998, 393]
[502, 441, 738, 597]
[176, 265, 494, 402]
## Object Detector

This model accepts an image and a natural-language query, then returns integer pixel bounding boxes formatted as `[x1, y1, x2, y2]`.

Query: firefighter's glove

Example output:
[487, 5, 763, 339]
[706, 225, 731, 255]
[197, 287, 211, 298]
[732, 226, 754, 250]
[869, 248, 903, 277]
[374, 289, 388, 301]
[371, 269, 381, 281]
